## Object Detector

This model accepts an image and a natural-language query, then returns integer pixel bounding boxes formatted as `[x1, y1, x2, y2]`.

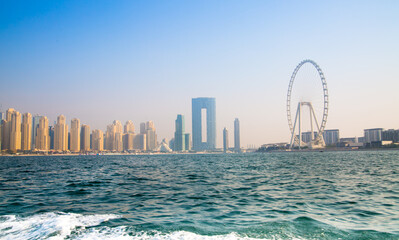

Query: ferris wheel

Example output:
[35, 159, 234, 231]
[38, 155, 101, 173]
[286, 59, 329, 149]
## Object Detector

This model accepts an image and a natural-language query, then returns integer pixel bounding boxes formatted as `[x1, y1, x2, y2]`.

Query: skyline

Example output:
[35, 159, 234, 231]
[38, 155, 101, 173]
[2, 103, 397, 152]
[1, 1, 399, 147]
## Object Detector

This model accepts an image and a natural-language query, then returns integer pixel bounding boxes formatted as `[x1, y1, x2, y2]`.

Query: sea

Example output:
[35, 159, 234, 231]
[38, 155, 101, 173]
[0, 151, 398, 240]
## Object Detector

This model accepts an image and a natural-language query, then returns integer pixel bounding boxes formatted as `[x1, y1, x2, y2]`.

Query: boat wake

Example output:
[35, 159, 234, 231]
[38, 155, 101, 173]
[0, 212, 296, 240]
[0, 212, 120, 240]
[0, 212, 396, 240]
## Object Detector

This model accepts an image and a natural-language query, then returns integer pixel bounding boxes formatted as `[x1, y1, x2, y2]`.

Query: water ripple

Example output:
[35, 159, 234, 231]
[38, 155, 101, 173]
[0, 151, 398, 239]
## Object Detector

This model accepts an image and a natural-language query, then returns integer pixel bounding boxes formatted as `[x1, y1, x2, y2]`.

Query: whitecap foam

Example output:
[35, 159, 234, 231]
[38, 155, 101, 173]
[0, 212, 305, 240]
[0, 212, 120, 240]
[74, 229, 304, 240]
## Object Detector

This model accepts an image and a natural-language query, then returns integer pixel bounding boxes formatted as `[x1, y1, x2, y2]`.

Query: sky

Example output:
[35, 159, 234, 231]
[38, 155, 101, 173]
[0, 0, 398, 148]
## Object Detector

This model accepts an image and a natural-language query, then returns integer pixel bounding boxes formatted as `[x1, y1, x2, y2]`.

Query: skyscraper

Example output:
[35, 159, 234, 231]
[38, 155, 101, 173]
[140, 123, 146, 134]
[169, 138, 175, 151]
[36, 116, 49, 151]
[123, 120, 135, 151]
[1, 120, 7, 151]
[0, 111, 3, 150]
[0, 112, 4, 151]
[192, 97, 216, 151]
[54, 115, 68, 151]
[81, 124, 90, 151]
[31, 115, 42, 149]
[106, 120, 123, 151]
[21, 113, 32, 151]
[92, 129, 104, 151]
[49, 126, 55, 150]
[223, 127, 229, 153]
[70, 118, 80, 152]
[174, 114, 185, 151]
[0, 121, 2, 151]
[146, 121, 155, 131]
[10, 110, 22, 152]
[184, 133, 191, 151]
[114, 121, 123, 152]
[145, 121, 157, 151]
[124, 120, 135, 134]
[133, 134, 146, 151]
[234, 118, 241, 153]
[5, 108, 14, 121]
[105, 124, 114, 150]
[2, 108, 16, 150]
[123, 133, 134, 151]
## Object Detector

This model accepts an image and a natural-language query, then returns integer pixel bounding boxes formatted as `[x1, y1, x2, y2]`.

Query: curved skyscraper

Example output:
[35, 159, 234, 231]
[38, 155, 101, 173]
[192, 97, 216, 151]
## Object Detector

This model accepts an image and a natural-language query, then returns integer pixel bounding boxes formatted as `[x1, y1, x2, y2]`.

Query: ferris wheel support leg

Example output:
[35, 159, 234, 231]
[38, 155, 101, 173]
[289, 102, 301, 149]
[310, 105, 314, 141]
[298, 103, 301, 150]
[310, 105, 326, 146]
[310, 105, 320, 133]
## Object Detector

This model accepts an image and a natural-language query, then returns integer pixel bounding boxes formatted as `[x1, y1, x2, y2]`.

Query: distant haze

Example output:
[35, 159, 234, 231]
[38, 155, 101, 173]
[1, 1, 398, 148]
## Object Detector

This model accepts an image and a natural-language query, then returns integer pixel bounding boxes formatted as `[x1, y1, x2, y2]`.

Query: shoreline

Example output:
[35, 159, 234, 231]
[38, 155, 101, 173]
[1, 147, 398, 157]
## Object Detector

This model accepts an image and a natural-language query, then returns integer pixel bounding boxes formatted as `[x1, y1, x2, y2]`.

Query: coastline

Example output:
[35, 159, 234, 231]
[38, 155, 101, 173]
[1, 147, 398, 157]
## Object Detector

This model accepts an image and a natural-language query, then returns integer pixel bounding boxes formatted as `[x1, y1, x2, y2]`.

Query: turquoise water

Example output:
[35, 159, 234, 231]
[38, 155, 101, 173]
[0, 151, 398, 239]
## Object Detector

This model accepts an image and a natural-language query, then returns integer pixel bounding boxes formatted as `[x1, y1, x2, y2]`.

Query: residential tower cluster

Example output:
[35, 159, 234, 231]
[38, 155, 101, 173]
[0, 97, 243, 154]
[0, 108, 159, 154]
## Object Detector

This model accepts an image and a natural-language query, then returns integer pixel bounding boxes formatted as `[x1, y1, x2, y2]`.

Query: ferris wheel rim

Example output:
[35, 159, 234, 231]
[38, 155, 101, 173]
[286, 59, 329, 143]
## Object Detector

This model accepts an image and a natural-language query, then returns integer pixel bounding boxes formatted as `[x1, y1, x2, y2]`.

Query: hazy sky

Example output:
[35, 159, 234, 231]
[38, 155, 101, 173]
[1, 1, 398, 148]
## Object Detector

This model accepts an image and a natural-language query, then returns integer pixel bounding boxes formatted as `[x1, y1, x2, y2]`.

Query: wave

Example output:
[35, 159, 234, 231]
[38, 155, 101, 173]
[73, 229, 282, 240]
[0, 212, 120, 240]
[0, 212, 305, 240]
[0, 212, 397, 240]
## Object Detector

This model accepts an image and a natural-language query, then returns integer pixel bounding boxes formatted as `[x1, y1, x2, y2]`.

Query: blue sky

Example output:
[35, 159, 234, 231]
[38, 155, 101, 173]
[1, 1, 398, 147]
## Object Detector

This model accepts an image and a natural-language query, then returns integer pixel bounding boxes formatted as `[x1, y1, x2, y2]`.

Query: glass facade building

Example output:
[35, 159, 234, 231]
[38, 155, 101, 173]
[234, 118, 240, 152]
[192, 97, 216, 151]
[174, 114, 185, 151]
[31, 115, 42, 149]
[223, 127, 229, 153]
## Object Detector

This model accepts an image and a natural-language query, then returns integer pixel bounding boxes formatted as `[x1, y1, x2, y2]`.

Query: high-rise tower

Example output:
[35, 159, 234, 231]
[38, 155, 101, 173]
[81, 124, 90, 151]
[114, 120, 123, 151]
[2, 108, 15, 150]
[31, 115, 42, 149]
[70, 118, 80, 152]
[106, 120, 123, 151]
[223, 127, 229, 153]
[21, 113, 32, 151]
[174, 114, 185, 151]
[92, 129, 104, 151]
[234, 118, 241, 153]
[192, 97, 216, 151]
[133, 133, 146, 151]
[54, 115, 68, 151]
[123, 120, 135, 151]
[135, 122, 148, 151]
[36, 116, 49, 150]
[124, 120, 135, 134]
[140, 123, 146, 134]
[184, 133, 191, 151]
[145, 121, 157, 151]
[10, 110, 22, 152]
